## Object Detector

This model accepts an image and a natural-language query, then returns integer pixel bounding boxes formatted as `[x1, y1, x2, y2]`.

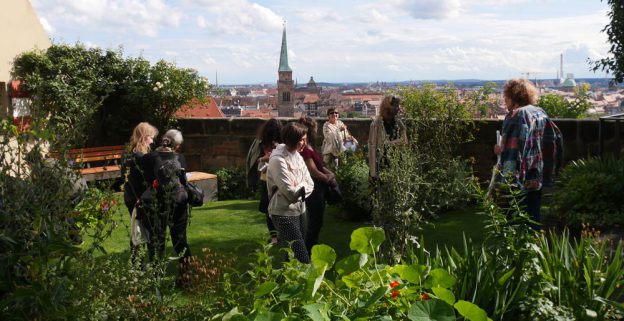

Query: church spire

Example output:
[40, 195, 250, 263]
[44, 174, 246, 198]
[278, 23, 292, 72]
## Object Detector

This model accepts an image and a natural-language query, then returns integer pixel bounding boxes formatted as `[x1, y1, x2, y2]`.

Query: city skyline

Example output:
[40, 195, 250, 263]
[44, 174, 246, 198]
[32, 0, 611, 84]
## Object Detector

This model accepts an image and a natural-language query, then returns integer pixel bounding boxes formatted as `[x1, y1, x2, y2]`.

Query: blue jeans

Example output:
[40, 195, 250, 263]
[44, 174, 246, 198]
[520, 189, 542, 230]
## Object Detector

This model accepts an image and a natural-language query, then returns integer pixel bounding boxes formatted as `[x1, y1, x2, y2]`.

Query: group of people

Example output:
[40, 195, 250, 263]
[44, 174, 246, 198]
[122, 78, 563, 268]
[121, 124, 193, 274]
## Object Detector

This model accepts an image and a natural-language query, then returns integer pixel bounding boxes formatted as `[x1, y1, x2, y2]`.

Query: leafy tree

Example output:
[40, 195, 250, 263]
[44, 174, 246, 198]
[538, 90, 590, 119]
[591, 0, 624, 83]
[11, 43, 209, 148]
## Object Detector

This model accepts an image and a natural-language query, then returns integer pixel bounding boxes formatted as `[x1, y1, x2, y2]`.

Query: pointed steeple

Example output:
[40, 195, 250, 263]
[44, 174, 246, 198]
[278, 24, 292, 72]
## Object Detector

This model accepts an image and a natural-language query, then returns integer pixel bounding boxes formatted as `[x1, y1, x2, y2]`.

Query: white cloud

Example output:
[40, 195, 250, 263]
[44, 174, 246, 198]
[190, 0, 283, 35]
[39, 17, 55, 34]
[197, 16, 208, 29]
[398, 0, 461, 20]
[32, 0, 181, 37]
[296, 8, 343, 22]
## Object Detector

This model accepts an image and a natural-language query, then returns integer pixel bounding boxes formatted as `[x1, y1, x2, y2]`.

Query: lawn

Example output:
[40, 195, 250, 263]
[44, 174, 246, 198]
[93, 199, 487, 267]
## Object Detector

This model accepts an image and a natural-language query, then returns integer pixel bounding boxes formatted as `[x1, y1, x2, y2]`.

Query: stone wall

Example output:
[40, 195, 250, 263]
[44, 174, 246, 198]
[178, 118, 624, 180]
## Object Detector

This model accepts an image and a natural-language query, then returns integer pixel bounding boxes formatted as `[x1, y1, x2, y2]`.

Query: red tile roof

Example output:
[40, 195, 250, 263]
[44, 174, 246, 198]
[303, 94, 319, 104]
[176, 96, 224, 118]
[240, 109, 273, 118]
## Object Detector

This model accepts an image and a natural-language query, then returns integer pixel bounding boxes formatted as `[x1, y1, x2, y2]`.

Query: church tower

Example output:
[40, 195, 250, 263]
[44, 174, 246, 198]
[277, 25, 294, 117]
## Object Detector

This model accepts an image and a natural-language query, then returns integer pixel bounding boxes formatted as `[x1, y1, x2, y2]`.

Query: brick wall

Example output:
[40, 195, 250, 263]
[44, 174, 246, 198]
[178, 118, 623, 180]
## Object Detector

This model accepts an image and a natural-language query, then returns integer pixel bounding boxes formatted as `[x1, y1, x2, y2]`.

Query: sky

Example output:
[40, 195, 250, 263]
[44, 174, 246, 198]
[31, 0, 611, 85]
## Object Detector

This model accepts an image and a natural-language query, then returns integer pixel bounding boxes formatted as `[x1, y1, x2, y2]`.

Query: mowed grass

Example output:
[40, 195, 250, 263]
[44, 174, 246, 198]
[93, 199, 487, 267]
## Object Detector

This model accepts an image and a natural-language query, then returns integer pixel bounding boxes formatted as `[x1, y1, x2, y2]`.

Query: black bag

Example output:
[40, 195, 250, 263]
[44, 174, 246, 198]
[326, 184, 343, 205]
[155, 155, 188, 204]
[186, 182, 204, 207]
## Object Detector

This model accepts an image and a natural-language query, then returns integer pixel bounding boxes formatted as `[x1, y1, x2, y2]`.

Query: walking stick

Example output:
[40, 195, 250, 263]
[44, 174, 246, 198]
[487, 130, 501, 198]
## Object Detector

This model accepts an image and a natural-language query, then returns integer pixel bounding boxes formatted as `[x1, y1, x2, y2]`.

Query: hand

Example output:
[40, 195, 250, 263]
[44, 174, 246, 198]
[295, 187, 306, 202]
[328, 178, 338, 187]
[493, 144, 502, 155]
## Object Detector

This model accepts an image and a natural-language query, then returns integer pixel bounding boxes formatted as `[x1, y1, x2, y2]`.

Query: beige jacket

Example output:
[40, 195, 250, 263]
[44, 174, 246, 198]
[368, 117, 407, 178]
[266, 144, 314, 217]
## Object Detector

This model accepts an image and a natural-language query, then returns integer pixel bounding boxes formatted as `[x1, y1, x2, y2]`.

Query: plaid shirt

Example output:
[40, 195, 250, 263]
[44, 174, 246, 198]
[500, 105, 563, 191]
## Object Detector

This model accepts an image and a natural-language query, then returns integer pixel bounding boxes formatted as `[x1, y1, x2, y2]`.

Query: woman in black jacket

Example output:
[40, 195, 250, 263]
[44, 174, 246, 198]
[141, 129, 191, 269]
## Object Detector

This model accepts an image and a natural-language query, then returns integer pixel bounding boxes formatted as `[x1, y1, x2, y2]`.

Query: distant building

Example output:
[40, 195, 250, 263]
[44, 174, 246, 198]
[175, 97, 225, 118]
[277, 26, 294, 117]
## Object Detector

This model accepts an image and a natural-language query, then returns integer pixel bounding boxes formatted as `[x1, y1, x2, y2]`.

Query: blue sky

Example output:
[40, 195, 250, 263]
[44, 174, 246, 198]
[32, 0, 610, 84]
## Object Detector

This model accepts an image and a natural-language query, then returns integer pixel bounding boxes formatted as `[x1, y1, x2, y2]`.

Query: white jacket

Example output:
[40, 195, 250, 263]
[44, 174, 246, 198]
[266, 144, 314, 217]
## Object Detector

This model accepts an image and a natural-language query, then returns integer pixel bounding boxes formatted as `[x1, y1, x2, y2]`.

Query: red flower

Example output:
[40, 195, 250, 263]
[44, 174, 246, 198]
[152, 179, 159, 189]
[392, 291, 399, 299]
[420, 293, 431, 301]
[389, 281, 400, 289]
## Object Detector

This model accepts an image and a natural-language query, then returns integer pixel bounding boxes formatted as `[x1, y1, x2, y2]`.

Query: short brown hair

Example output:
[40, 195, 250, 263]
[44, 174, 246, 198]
[281, 122, 308, 149]
[503, 79, 538, 107]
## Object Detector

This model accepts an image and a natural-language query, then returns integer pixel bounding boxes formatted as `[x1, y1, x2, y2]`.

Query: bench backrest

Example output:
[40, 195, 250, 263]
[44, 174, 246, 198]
[67, 145, 125, 163]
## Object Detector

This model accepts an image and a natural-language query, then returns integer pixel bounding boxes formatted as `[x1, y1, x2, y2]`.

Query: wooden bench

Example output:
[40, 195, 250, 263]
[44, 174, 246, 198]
[65, 145, 125, 182]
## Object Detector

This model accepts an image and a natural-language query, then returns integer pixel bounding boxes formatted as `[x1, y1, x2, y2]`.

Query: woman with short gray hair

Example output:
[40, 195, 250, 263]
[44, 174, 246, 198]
[141, 128, 192, 282]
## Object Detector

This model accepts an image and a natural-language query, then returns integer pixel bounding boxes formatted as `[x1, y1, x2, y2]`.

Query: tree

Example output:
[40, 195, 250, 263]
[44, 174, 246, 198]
[538, 90, 590, 119]
[591, 0, 624, 83]
[12, 43, 209, 148]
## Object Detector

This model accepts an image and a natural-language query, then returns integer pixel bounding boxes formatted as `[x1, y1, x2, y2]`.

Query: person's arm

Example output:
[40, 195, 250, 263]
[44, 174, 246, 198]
[268, 156, 306, 203]
[304, 157, 332, 183]
[322, 167, 337, 186]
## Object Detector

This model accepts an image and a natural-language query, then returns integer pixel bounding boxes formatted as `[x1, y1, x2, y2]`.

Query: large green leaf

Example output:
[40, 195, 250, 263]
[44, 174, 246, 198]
[307, 266, 326, 298]
[402, 264, 427, 284]
[497, 268, 515, 286]
[311, 244, 337, 269]
[454, 300, 487, 321]
[350, 227, 385, 254]
[364, 286, 388, 308]
[254, 281, 277, 297]
[336, 254, 363, 275]
[425, 268, 456, 289]
[303, 303, 330, 321]
[408, 299, 456, 321]
[432, 287, 455, 306]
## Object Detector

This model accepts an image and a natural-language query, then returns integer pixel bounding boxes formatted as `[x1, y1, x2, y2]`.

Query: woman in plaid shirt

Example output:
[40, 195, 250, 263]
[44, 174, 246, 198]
[494, 79, 563, 229]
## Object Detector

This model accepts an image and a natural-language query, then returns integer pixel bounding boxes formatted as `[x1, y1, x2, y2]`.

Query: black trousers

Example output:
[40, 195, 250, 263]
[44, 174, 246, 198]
[305, 180, 326, 254]
[143, 201, 191, 263]
[272, 214, 310, 263]
[259, 181, 277, 237]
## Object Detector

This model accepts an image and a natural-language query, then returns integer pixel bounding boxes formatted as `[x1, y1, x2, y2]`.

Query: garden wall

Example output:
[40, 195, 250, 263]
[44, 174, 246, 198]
[178, 118, 623, 181]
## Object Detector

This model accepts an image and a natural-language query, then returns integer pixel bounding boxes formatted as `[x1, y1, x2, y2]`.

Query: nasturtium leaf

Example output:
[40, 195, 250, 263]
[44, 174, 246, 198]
[303, 303, 330, 321]
[254, 281, 277, 297]
[359, 253, 369, 267]
[307, 266, 326, 298]
[311, 244, 336, 269]
[425, 268, 456, 289]
[279, 284, 303, 300]
[342, 272, 362, 289]
[432, 287, 455, 306]
[454, 300, 488, 321]
[336, 254, 361, 275]
[222, 307, 245, 321]
[364, 286, 388, 308]
[402, 264, 427, 284]
[254, 310, 283, 321]
[350, 227, 385, 254]
[408, 299, 456, 321]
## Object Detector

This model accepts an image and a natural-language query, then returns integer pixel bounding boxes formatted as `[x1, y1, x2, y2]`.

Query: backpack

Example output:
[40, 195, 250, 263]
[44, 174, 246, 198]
[154, 154, 188, 205]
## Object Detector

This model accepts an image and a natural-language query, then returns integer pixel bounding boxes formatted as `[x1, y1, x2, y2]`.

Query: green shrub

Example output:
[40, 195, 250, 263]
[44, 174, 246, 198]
[215, 167, 254, 200]
[550, 157, 624, 228]
[335, 150, 370, 220]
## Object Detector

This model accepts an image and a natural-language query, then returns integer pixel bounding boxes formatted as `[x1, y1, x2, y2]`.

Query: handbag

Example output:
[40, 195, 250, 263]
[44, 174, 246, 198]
[186, 182, 205, 207]
[326, 184, 343, 205]
[130, 207, 149, 246]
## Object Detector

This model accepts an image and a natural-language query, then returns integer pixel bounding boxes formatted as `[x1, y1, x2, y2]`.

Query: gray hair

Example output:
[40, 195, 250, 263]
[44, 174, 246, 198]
[161, 129, 184, 149]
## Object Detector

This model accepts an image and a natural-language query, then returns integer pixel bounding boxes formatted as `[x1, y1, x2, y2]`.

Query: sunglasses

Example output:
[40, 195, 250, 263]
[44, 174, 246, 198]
[329, 112, 339, 115]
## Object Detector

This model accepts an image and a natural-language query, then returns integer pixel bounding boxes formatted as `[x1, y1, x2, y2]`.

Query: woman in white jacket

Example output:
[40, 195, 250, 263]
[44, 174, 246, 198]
[266, 122, 314, 263]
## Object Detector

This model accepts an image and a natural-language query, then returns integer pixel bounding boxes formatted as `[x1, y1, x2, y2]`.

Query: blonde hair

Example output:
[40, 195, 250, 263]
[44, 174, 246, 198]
[130, 122, 158, 154]
[503, 79, 538, 107]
